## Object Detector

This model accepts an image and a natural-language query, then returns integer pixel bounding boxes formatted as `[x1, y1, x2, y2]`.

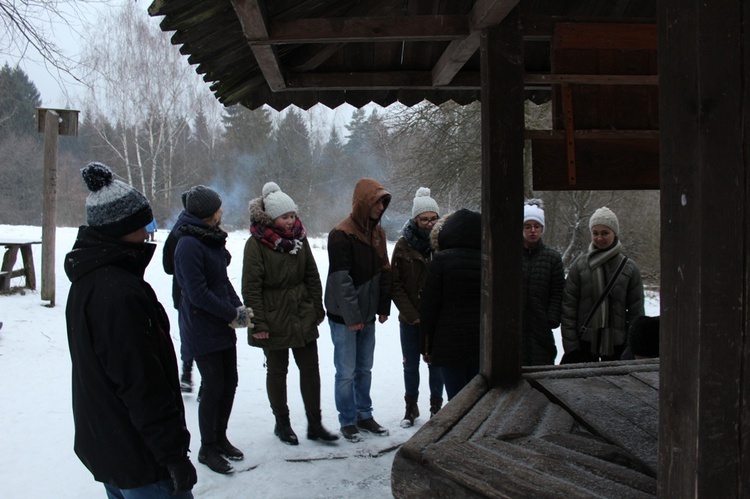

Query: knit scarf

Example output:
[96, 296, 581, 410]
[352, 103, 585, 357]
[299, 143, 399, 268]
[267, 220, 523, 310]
[178, 222, 228, 248]
[250, 217, 306, 254]
[586, 239, 623, 356]
[401, 218, 433, 257]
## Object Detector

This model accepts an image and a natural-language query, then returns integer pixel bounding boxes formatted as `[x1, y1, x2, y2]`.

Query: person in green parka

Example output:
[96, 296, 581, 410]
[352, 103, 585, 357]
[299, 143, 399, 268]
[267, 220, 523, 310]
[242, 182, 339, 446]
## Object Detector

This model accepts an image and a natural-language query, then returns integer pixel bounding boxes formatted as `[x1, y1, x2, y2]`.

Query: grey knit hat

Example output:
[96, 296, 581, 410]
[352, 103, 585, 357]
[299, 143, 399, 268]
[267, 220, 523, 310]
[81, 162, 153, 238]
[412, 187, 440, 218]
[184, 185, 222, 219]
[262, 182, 297, 220]
[589, 206, 619, 235]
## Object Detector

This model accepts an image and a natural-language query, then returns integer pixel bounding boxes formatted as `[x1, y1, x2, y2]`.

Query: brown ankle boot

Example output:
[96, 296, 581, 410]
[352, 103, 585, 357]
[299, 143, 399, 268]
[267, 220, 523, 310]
[429, 397, 443, 417]
[400, 396, 420, 428]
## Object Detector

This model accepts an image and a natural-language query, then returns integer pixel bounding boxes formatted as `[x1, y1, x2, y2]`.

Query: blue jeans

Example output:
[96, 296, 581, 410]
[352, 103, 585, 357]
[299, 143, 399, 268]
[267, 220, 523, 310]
[400, 322, 444, 400]
[440, 364, 479, 401]
[104, 479, 193, 499]
[330, 320, 376, 427]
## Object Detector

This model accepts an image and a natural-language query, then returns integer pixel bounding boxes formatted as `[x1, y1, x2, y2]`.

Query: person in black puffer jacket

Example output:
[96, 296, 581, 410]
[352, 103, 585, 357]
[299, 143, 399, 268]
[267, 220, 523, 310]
[521, 200, 565, 366]
[419, 209, 482, 401]
[65, 162, 196, 498]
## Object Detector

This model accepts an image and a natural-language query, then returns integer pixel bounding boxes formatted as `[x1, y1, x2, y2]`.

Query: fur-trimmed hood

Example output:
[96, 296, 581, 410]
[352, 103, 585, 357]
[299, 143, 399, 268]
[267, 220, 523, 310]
[247, 196, 274, 227]
[430, 208, 482, 253]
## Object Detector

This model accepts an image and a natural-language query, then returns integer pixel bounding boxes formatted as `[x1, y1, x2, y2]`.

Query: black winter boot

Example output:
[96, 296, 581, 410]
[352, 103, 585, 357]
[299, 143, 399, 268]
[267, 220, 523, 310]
[307, 421, 340, 442]
[274, 418, 299, 446]
[198, 444, 233, 474]
[217, 435, 244, 460]
[430, 397, 443, 417]
[400, 396, 420, 428]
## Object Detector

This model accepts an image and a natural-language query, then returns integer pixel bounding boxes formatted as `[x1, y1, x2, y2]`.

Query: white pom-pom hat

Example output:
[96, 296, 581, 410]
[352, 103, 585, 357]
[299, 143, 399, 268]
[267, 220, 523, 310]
[262, 182, 298, 220]
[411, 187, 440, 218]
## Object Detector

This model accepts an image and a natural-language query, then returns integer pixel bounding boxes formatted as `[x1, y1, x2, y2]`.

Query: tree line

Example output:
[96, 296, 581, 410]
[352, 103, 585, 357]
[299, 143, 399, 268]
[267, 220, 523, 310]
[0, 2, 659, 285]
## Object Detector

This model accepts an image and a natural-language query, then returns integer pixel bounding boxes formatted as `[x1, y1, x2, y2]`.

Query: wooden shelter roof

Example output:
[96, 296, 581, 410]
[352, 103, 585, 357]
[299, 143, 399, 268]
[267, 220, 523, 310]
[147, 0, 656, 112]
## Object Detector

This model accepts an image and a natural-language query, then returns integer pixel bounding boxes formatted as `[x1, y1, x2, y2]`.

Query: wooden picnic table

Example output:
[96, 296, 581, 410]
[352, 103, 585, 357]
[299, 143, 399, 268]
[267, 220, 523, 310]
[0, 239, 42, 292]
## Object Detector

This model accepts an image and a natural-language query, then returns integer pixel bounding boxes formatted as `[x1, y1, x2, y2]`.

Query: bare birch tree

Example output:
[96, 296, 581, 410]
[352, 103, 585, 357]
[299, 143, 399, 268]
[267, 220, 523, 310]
[79, 1, 221, 213]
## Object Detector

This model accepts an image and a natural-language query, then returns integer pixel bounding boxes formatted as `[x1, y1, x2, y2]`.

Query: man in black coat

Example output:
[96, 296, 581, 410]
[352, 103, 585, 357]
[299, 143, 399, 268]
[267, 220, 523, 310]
[65, 162, 196, 498]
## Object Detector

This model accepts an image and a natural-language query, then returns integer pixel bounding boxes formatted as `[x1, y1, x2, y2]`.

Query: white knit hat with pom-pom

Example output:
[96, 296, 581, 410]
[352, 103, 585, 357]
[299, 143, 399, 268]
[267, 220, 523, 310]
[262, 182, 298, 220]
[411, 187, 440, 218]
[523, 198, 545, 228]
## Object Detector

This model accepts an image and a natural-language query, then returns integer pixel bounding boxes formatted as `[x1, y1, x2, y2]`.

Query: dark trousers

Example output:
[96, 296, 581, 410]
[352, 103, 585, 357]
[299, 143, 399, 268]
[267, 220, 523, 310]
[264, 340, 321, 423]
[194, 346, 238, 445]
[400, 322, 444, 400]
[439, 364, 479, 401]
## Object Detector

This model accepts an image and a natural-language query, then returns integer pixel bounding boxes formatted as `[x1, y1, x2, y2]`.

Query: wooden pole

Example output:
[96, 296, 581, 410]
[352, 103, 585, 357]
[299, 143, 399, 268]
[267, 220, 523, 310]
[41, 110, 59, 306]
[658, 0, 749, 495]
[479, 8, 524, 387]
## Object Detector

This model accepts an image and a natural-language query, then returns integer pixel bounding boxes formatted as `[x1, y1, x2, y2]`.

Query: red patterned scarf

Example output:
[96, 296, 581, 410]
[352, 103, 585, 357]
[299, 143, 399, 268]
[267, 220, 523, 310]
[250, 217, 306, 254]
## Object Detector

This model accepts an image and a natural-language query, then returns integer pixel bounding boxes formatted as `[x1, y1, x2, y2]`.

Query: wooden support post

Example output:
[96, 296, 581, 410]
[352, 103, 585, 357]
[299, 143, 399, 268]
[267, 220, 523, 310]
[658, 0, 749, 496]
[37, 108, 78, 307]
[41, 110, 58, 305]
[479, 7, 524, 387]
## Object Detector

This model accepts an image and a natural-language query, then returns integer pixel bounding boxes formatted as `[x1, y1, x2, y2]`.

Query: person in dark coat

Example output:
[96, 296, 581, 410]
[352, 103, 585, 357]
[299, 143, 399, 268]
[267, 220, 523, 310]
[163, 192, 196, 392]
[521, 200, 565, 366]
[325, 178, 392, 442]
[561, 207, 645, 362]
[174, 185, 250, 474]
[242, 182, 338, 446]
[65, 162, 196, 498]
[391, 187, 445, 426]
[420, 209, 482, 401]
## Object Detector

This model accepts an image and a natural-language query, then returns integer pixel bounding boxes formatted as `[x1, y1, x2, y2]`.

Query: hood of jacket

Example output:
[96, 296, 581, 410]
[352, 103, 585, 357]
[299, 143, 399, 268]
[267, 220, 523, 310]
[64, 226, 155, 283]
[247, 195, 274, 227]
[348, 178, 391, 232]
[430, 208, 482, 252]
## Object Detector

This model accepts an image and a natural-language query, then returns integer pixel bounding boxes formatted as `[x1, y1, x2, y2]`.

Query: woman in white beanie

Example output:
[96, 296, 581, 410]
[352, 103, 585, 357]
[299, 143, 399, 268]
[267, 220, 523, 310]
[391, 187, 445, 426]
[242, 182, 339, 446]
[561, 206, 644, 363]
[521, 199, 565, 366]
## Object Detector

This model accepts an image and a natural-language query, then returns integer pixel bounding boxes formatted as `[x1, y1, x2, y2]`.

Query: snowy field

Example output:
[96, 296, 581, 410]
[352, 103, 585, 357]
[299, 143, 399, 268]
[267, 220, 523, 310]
[0, 224, 659, 498]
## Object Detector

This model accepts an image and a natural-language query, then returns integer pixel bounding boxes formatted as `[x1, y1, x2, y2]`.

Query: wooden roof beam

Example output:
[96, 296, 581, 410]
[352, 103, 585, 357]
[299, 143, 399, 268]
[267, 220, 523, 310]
[432, 0, 520, 86]
[231, 0, 286, 91]
[282, 71, 657, 91]
[250, 15, 470, 44]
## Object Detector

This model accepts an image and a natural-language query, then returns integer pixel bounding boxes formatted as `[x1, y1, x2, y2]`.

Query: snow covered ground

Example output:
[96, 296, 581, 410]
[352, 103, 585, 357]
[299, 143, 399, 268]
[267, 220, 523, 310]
[0, 224, 659, 498]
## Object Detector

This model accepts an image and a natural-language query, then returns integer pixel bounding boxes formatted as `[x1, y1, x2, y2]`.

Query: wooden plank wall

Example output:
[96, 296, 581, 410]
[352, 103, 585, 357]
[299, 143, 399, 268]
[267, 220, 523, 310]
[658, 1, 749, 496]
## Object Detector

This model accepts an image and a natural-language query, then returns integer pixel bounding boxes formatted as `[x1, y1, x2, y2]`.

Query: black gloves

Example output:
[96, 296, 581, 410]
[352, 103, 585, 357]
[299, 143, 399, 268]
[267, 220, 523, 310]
[167, 456, 197, 494]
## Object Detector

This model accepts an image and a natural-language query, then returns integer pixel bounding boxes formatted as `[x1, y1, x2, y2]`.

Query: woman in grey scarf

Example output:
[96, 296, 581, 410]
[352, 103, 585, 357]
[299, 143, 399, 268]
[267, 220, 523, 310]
[561, 207, 645, 363]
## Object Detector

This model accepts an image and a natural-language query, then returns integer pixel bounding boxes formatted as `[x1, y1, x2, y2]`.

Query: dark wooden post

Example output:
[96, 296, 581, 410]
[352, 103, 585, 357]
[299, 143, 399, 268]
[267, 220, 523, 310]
[37, 108, 79, 307]
[479, 8, 524, 387]
[658, 1, 749, 496]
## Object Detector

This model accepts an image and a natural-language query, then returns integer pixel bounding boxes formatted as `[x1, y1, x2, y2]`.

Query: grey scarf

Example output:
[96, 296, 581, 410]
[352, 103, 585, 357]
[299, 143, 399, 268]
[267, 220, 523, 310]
[586, 239, 623, 356]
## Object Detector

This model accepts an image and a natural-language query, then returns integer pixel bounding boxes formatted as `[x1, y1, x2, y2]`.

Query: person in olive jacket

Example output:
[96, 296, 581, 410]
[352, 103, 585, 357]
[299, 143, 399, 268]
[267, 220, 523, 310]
[420, 209, 482, 401]
[391, 187, 445, 426]
[65, 162, 196, 498]
[521, 200, 565, 366]
[242, 182, 338, 446]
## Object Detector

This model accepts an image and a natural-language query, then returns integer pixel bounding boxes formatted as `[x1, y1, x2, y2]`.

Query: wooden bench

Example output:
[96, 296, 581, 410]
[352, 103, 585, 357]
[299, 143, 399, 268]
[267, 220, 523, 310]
[0, 239, 42, 292]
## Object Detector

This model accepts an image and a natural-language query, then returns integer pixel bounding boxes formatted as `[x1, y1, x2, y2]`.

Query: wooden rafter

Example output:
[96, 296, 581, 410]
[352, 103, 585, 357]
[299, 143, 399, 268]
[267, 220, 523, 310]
[231, 0, 286, 91]
[432, 0, 520, 86]
[249, 15, 470, 44]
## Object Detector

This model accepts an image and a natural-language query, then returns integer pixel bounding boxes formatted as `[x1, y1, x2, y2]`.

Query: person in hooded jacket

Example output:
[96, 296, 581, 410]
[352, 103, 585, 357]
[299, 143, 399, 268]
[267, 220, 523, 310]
[242, 182, 339, 446]
[419, 209, 482, 401]
[325, 178, 392, 442]
[173, 185, 251, 475]
[65, 162, 196, 498]
[561, 207, 645, 363]
[391, 187, 445, 427]
[521, 200, 565, 366]
[163, 192, 197, 393]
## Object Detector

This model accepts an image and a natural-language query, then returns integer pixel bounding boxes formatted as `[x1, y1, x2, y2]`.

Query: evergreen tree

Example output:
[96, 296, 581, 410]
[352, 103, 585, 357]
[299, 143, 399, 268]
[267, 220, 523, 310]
[222, 104, 273, 154]
[0, 63, 41, 141]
